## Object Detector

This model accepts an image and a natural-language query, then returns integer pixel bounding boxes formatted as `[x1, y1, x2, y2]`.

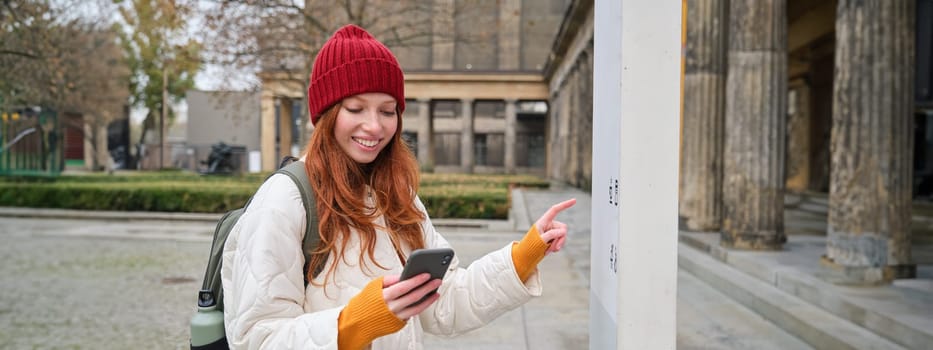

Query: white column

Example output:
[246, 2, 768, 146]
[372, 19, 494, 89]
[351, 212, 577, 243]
[460, 98, 474, 173]
[504, 99, 518, 174]
[260, 91, 276, 171]
[591, 0, 681, 349]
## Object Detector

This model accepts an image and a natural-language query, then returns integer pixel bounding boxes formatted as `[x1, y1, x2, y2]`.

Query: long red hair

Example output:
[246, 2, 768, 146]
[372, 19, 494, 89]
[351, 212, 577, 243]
[304, 102, 425, 286]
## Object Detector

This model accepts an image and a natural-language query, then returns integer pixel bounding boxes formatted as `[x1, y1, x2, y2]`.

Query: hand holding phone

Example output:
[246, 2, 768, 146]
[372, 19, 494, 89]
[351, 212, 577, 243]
[399, 248, 454, 305]
[400, 248, 454, 281]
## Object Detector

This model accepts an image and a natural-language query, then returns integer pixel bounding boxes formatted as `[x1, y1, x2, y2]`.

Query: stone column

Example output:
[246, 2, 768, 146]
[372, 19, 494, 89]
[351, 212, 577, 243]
[680, 0, 727, 231]
[547, 93, 561, 180]
[416, 98, 435, 172]
[259, 91, 276, 171]
[460, 98, 475, 173]
[722, 0, 787, 250]
[568, 72, 581, 186]
[504, 99, 518, 174]
[825, 0, 916, 283]
[785, 81, 811, 192]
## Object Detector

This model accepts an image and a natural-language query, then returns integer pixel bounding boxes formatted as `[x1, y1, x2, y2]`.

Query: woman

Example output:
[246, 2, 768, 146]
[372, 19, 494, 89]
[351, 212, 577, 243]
[221, 24, 576, 350]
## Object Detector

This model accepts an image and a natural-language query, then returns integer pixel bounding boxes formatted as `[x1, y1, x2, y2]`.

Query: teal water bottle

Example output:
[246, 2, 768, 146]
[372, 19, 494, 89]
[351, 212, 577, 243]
[190, 289, 228, 349]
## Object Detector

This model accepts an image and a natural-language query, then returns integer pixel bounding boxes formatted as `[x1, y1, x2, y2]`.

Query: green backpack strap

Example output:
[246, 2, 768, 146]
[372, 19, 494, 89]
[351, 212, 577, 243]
[274, 159, 326, 285]
[194, 159, 324, 314]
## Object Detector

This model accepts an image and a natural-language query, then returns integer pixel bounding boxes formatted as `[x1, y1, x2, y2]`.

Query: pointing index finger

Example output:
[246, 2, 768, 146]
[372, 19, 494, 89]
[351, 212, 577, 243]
[539, 198, 577, 224]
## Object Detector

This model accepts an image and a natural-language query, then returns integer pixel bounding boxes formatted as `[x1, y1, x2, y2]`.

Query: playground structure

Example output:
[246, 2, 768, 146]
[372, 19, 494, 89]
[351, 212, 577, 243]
[0, 108, 62, 177]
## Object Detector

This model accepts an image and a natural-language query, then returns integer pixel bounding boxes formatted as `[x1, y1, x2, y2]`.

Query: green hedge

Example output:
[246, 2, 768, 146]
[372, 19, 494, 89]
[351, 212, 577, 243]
[418, 185, 510, 219]
[0, 172, 547, 219]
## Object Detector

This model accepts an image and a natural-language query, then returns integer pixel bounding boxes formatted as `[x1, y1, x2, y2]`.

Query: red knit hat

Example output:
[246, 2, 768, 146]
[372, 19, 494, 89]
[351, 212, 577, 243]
[307, 24, 405, 125]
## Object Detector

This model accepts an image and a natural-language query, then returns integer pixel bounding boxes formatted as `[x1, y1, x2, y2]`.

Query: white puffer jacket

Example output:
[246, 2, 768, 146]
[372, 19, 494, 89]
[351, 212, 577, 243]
[221, 173, 543, 349]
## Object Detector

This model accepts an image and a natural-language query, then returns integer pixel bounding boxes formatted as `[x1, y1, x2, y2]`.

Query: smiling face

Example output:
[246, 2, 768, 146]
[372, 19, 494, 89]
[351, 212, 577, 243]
[333, 92, 399, 164]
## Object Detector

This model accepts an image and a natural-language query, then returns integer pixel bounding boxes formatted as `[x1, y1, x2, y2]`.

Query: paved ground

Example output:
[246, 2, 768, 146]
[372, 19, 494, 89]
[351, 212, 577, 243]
[0, 218, 211, 349]
[0, 187, 820, 349]
[514, 187, 814, 350]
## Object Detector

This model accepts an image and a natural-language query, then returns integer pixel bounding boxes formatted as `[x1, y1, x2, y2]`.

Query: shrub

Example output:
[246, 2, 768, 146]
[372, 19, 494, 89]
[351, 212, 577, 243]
[0, 171, 547, 219]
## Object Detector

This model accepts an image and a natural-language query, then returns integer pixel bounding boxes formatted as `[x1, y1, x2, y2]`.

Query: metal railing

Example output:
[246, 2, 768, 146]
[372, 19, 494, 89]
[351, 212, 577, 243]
[0, 109, 62, 177]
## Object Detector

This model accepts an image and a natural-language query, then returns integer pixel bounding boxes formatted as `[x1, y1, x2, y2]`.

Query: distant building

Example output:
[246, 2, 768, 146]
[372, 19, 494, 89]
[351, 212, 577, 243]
[256, 0, 571, 174]
[183, 90, 261, 173]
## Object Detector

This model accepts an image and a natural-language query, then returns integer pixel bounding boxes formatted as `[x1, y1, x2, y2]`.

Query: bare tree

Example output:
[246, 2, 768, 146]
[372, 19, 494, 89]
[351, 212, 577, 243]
[1, 0, 131, 170]
[202, 1, 442, 88]
[116, 0, 201, 166]
[199, 0, 491, 144]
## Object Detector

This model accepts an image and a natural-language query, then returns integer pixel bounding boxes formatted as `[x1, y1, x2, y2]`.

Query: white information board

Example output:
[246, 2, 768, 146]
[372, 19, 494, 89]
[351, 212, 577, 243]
[248, 151, 262, 173]
[589, 0, 622, 347]
[590, 0, 681, 349]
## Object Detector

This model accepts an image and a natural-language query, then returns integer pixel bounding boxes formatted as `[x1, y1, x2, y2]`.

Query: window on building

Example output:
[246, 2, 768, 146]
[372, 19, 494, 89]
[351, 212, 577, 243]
[518, 101, 549, 114]
[475, 134, 488, 166]
[433, 132, 461, 165]
[487, 133, 504, 166]
[475, 100, 505, 119]
[517, 133, 546, 167]
[404, 99, 417, 116]
[917, 0, 933, 108]
[473, 133, 505, 167]
[401, 131, 418, 153]
[433, 101, 458, 118]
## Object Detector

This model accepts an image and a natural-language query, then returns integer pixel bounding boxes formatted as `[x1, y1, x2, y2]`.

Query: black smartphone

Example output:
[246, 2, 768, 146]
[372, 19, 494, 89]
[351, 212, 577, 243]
[399, 248, 454, 304]
[400, 248, 455, 281]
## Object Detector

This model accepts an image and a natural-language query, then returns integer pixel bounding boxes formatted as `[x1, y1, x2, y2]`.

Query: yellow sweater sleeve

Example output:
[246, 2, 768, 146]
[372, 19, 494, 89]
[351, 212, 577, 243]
[337, 277, 406, 350]
[511, 225, 550, 282]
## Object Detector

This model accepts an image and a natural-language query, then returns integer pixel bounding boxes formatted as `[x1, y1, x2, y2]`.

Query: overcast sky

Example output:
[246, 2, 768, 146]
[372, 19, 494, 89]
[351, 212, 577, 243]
[51, 0, 262, 125]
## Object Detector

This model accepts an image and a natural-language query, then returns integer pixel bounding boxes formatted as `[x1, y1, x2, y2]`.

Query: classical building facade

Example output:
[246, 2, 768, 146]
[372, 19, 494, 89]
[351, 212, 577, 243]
[256, 0, 570, 174]
[543, 0, 593, 189]
[545, 0, 931, 285]
[253, 0, 932, 283]
[675, 0, 929, 285]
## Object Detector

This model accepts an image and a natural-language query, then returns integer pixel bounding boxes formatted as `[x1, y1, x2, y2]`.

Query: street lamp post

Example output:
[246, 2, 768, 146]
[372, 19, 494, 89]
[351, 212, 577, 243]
[161, 64, 168, 170]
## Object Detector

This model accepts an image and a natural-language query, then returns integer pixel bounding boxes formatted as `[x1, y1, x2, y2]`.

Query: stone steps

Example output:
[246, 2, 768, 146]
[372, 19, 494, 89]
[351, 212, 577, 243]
[680, 233, 933, 350]
[679, 241, 908, 349]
